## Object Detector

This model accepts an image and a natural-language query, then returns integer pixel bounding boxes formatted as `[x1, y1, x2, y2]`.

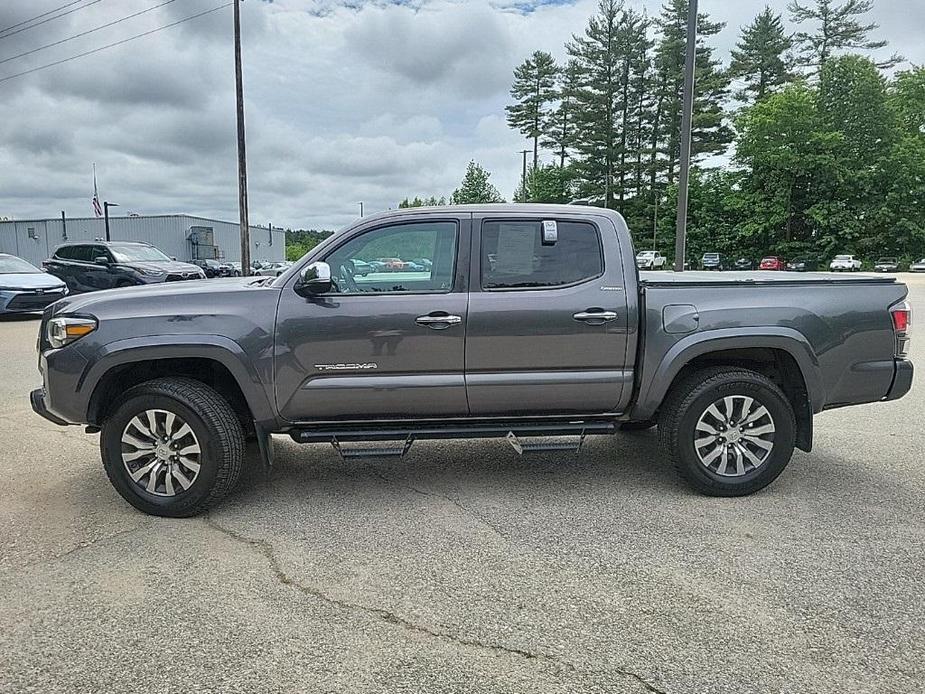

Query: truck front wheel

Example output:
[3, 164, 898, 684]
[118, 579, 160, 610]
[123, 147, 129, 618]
[658, 367, 796, 496]
[100, 377, 245, 517]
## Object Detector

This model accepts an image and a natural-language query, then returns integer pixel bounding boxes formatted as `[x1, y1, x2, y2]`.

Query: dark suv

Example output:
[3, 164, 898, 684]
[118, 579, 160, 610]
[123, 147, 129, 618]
[191, 259, 234, 278]
[44, 242, 205, 293]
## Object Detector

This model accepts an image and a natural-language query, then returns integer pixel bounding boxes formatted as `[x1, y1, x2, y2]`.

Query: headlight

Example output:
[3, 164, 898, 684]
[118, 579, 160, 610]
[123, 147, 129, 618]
[47, 317, 97, 349]
[139, 268, 166, 277]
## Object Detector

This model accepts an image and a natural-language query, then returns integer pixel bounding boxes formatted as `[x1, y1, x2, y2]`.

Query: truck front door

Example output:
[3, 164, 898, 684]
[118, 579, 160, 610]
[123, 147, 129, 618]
[275, 215, 470, 421]
[465, 214, 631, 415]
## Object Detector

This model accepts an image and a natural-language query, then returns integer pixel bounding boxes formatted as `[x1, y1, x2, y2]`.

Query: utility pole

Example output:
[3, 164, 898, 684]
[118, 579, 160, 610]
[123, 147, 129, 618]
[233, 0, 251, 276]
[61, 210, 67, 240]
[358, 202, 364, 217]
[103, 201, 118, 241]
[519, 149, 529, 201]
[673, 0, 698, 272]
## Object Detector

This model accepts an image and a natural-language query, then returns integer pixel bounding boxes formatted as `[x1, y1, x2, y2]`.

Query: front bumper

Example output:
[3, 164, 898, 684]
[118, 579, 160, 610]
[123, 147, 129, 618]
[30, 388, 70, 426]
[1, 288, 68, 313]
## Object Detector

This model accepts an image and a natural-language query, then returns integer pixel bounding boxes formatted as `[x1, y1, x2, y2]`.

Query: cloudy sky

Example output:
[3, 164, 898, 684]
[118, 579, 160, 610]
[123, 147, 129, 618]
[0, 0, 921, 230]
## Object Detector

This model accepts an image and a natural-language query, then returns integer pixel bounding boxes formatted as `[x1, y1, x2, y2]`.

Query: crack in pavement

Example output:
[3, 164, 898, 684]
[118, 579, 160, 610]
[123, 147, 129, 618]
[1, 523, 149, 573]
[365, 467, 509, 540]
[203, 514, 668, 694]
[204, 513, 558, 663]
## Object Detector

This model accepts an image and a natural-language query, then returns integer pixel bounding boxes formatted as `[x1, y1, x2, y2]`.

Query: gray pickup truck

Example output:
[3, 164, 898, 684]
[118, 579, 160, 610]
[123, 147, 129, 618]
[30, 205, 913, 517]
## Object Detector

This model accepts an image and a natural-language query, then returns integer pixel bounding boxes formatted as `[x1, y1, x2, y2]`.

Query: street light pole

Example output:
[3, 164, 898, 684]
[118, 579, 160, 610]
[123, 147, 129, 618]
[103, 201, 118, 241]
[519, 149, 530, 201]
[673, 0, 698, 272]
[358, 201, 364, 217]
[233, 0, 251, 276]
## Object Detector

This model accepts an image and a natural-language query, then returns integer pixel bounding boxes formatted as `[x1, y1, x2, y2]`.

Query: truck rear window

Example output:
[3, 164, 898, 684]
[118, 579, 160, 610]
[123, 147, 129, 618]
[480, 220, 602, 290]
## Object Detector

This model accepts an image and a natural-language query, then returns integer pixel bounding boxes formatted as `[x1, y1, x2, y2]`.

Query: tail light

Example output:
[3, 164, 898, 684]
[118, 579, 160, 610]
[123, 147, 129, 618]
[891, 300, 911, 358]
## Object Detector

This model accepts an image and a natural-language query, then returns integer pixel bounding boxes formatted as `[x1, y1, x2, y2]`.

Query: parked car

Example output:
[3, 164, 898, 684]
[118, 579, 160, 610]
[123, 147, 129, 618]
[349, 259, 373, 276]
[759, 256, 786, 271]
[787, 258, 820, 272]
[873, 258, 900, 273]
[44, 242, 205, 293]
[254, 261, 292, 277]
[636, 250, 667, 270]
[377, 257, 407, 271]
[734, 258, 754, 271]
[0, 253, 68, 315]
[701, 253, 724, 271]
[31, 204, 913, 517]
[227, 262, 243, 277]
[829, 255, 862, 272]
[412, 258, 433, 270]
[190, 259, 231, 278]
[911, 258, 925, 273]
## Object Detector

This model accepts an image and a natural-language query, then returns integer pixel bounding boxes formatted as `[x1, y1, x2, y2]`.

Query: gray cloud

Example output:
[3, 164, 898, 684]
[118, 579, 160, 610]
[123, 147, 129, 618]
[0, 0, 922, 232]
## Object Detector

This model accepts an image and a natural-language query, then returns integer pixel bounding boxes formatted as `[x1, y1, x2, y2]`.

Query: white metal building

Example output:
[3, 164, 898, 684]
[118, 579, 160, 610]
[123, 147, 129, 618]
[0, 214, 286, 268]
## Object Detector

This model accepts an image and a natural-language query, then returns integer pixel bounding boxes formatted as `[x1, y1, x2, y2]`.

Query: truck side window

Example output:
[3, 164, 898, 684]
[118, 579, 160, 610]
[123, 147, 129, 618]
[324, 221, 457, 294]
[481, 220, 602, 290]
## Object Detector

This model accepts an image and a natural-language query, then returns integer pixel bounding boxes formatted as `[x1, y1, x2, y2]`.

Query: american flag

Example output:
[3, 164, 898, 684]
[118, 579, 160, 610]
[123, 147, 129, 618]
[92, 164, 102, 217]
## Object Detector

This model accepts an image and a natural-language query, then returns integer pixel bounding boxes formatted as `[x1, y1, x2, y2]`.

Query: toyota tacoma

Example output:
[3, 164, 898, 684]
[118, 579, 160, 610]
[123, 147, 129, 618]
[30, 205, 914, 516]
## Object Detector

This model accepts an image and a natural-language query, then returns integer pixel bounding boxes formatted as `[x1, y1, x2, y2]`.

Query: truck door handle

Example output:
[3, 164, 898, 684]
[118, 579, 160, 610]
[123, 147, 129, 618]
[573, 310, 618, 324]
[415, 313, 462, 329]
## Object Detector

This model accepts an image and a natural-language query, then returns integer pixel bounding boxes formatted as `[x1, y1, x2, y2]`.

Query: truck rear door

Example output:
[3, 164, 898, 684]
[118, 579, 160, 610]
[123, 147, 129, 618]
[465, 212, 632, 415]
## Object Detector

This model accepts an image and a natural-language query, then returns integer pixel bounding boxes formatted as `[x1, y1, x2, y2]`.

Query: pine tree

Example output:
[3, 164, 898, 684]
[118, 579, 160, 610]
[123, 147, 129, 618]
[651, 0, 732, 185]
[788, 0, 899, 74]
[729, 7, 795, 102]
[451, 161, 505, 204]
[541, 60, 582, 168]
[567, 0, 624, 208]
[506, 51, 559, 169]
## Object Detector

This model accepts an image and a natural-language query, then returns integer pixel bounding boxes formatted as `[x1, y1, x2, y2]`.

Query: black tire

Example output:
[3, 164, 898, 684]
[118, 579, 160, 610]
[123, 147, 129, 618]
[657, 367, 796, 497]
[100, 377, 245, 517]
[619, 420, 657, 432]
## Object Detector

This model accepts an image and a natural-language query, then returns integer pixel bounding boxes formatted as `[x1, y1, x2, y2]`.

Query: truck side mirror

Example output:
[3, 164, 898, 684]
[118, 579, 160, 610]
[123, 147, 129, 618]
[295, 261, 332, 296]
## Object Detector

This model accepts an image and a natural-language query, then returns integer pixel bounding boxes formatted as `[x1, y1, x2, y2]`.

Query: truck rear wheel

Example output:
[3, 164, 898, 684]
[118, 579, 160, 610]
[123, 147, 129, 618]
[658, 367, 796, 496]
[100, 377, 245, 517]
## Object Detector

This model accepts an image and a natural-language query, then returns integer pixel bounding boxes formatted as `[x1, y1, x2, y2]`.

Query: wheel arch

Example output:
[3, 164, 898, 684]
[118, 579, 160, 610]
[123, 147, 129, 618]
[634, 330, 822, 452]
[83, 336, 275, 430]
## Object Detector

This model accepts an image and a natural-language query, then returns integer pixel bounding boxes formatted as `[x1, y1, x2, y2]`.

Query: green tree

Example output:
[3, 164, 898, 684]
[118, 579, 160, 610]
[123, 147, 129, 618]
[729, 7, 795, 102]
[541, 59, 582, 168]
[514, 164, 577, 203]
[506, 51, 559, 169]
[788, 0, 898, 74]
[567, 0, 624, 208]
[399, 196, 447, 208]
[889, 67, 925, 136]
[651, 0, 732, 186]
[451, 161, 505, 204]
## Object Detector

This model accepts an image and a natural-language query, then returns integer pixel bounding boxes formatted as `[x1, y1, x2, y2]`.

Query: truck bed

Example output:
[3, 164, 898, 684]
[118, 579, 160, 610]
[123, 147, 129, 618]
[639, 271, 898, 286]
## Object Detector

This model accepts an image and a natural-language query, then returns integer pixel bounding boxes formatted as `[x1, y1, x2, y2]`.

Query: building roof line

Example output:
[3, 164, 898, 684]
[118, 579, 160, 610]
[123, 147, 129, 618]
[0, 213, 283, 230]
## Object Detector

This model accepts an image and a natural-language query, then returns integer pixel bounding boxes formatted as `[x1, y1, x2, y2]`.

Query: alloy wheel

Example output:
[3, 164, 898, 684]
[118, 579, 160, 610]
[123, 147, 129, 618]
[121, 409, 202, 496]
[693, 395, 776, 477]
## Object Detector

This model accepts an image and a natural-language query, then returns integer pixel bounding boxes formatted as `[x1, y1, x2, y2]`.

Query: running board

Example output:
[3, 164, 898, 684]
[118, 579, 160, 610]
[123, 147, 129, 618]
[331, 436, 414, 461]
[291, 420, 616, 444]
[506, 431, 587, 455]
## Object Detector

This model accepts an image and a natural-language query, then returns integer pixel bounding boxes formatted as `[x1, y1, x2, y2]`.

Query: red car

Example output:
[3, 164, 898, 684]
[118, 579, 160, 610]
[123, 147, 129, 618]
[759, 256, 786, 271]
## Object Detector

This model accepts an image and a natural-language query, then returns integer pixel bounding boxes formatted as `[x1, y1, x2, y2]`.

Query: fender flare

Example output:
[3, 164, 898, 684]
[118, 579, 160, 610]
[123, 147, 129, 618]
[81, 334, 276, 425]
[631, 327, 824, 421]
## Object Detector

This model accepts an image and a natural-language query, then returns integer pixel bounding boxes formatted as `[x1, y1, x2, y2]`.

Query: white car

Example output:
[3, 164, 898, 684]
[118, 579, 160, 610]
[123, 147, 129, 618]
[829, 255, 862, 272]
[636, 251, 667, 270]
[254, 261, 292, 277]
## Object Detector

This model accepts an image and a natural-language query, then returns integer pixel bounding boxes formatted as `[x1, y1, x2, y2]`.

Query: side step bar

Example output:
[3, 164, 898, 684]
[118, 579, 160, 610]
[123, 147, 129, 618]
[291, 420, 615, 460]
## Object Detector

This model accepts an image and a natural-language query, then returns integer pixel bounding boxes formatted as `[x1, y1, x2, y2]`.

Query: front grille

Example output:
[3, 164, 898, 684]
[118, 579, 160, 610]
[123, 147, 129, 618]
[165, 272, 198, 282]
[6, 291, 65, 311]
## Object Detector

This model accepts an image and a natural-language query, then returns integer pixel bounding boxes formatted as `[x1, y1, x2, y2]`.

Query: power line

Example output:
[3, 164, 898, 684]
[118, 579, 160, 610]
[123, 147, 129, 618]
[0, 0, 107, 40]
[0, 3, 232, 85]
[0, 0, 180, 67]
[0, 0, 89, 34]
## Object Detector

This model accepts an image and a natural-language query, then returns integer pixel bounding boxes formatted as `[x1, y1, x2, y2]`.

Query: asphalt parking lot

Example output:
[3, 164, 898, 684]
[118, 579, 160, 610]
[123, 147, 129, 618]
[1, 275, 923, 694]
